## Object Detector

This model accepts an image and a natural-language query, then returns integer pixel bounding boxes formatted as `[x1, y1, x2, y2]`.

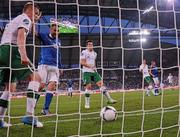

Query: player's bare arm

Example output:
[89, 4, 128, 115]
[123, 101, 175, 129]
[17, 28, 29, 65]
[139, 65, 143, 73]
[80, 58, 93, 68]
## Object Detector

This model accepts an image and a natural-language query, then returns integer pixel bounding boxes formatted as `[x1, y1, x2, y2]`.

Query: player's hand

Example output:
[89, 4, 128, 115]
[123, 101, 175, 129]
[20, 54, 29, 65]
[92, 67, 97, 71]
[90, 65, 96, 71]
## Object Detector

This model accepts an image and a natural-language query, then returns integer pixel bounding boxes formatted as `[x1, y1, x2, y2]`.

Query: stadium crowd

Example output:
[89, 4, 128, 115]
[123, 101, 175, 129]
[0, 68, 178, 93]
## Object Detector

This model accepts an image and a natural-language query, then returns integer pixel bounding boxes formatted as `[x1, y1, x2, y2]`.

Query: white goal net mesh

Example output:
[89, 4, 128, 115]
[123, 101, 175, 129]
[0, 0, 180, 137]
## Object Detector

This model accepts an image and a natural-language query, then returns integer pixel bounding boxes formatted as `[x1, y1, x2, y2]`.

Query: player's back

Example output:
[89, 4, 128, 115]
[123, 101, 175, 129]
[1, 13, 31, 45]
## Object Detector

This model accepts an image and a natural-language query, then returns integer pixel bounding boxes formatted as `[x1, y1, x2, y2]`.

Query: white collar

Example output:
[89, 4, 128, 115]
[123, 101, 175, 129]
[86, 49, 94, 53]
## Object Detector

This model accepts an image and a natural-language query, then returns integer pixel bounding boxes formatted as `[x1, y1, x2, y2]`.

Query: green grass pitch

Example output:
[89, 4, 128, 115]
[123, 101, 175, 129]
[0, 89, 180, 137]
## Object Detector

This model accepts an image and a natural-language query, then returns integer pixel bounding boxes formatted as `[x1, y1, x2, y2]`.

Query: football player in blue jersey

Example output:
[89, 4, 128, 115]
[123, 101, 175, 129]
[37, 22, 62, 115]
[150, 60, 160, 96]
[67, 79, 73, 97]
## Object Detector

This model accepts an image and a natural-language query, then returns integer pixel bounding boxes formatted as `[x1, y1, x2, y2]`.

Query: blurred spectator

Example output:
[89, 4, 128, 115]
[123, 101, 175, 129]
[0, 69, 178, 94]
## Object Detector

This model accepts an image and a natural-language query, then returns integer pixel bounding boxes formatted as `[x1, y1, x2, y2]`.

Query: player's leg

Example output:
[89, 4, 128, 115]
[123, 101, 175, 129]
[38, 65, 48, 93]
[153, 77, 160, 96]
[0, 45, 14, 127]
[68, 87, 73, 97]
[70, 92, 72, 97]
[68, 88, 70, 96]
[21, 72, 43, 127]
[69, 87, 73, 97]
[38, 65, 50, 115]
[84, 84, 91, 109]
[10, 49, 43, 127]
[37, 65, 47, 103]
[42, 66, 59, 115]
[0, 45, 43, 127]
[35, 82, 46, 106]
[95, 72, 117, 104]
[170, 82, 173, 87]
[0, 82, 16, 128]
[145, 76, 153, 96]
[42, 81, 56, 115]
[83, 72, 92, 109]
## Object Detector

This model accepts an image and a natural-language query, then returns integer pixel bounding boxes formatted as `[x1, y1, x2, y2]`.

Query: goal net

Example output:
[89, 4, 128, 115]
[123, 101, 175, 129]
[0, 0, 180, 137]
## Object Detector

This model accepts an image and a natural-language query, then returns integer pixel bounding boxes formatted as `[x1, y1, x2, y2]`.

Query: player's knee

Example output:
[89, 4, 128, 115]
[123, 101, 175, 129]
[10, 83, 17, 92]
[47, 81, 56, 91]
[5, 83, 16, 92]
[96, 80, 103, 87]
[41, 83, 46, 89]
[85, 84, 91, 90]
[85, 93, 90, 97]
[29, 72, 41, 83]
[100, 86, 107, 92]
[39, 83, 46, 92]
[85, 89, 90, 97]
[148, 85, 153, 90]
[100, 86, 108, 95]
[28, 81, 40, 91]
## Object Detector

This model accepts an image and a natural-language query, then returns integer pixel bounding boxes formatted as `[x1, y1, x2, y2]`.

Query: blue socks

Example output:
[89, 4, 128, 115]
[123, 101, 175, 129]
[154, 86, 159, 95]
[43, 92, 53, 110]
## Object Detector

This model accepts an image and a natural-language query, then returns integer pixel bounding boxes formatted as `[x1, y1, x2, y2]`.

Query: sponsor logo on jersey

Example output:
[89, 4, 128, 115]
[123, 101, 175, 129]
[23, 19, 30, 25]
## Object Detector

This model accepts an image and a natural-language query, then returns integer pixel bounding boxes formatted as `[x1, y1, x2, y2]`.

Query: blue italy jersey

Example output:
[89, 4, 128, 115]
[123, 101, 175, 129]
[38, 33, 62, 68]
[151, 66, 158, 78]
[67, 80, 73, 88]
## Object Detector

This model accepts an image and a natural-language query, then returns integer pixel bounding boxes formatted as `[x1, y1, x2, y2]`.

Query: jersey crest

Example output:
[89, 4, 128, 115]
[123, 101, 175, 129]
[23, 19, 30, 25]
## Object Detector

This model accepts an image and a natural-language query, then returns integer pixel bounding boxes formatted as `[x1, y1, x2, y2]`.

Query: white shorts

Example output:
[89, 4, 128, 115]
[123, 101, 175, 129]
[153, 77, 159, 85]
[38, 64, 59, 84]
[68, 87, 73, 92]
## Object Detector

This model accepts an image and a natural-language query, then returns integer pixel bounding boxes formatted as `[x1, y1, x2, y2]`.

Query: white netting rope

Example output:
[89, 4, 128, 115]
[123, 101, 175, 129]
[1, 0, 179, 137]
[6, 0, 13, 137]
[77, 0, 82, 136]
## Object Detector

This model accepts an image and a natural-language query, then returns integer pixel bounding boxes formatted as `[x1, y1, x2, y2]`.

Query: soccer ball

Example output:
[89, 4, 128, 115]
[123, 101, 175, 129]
[100, 106, 117, 121]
